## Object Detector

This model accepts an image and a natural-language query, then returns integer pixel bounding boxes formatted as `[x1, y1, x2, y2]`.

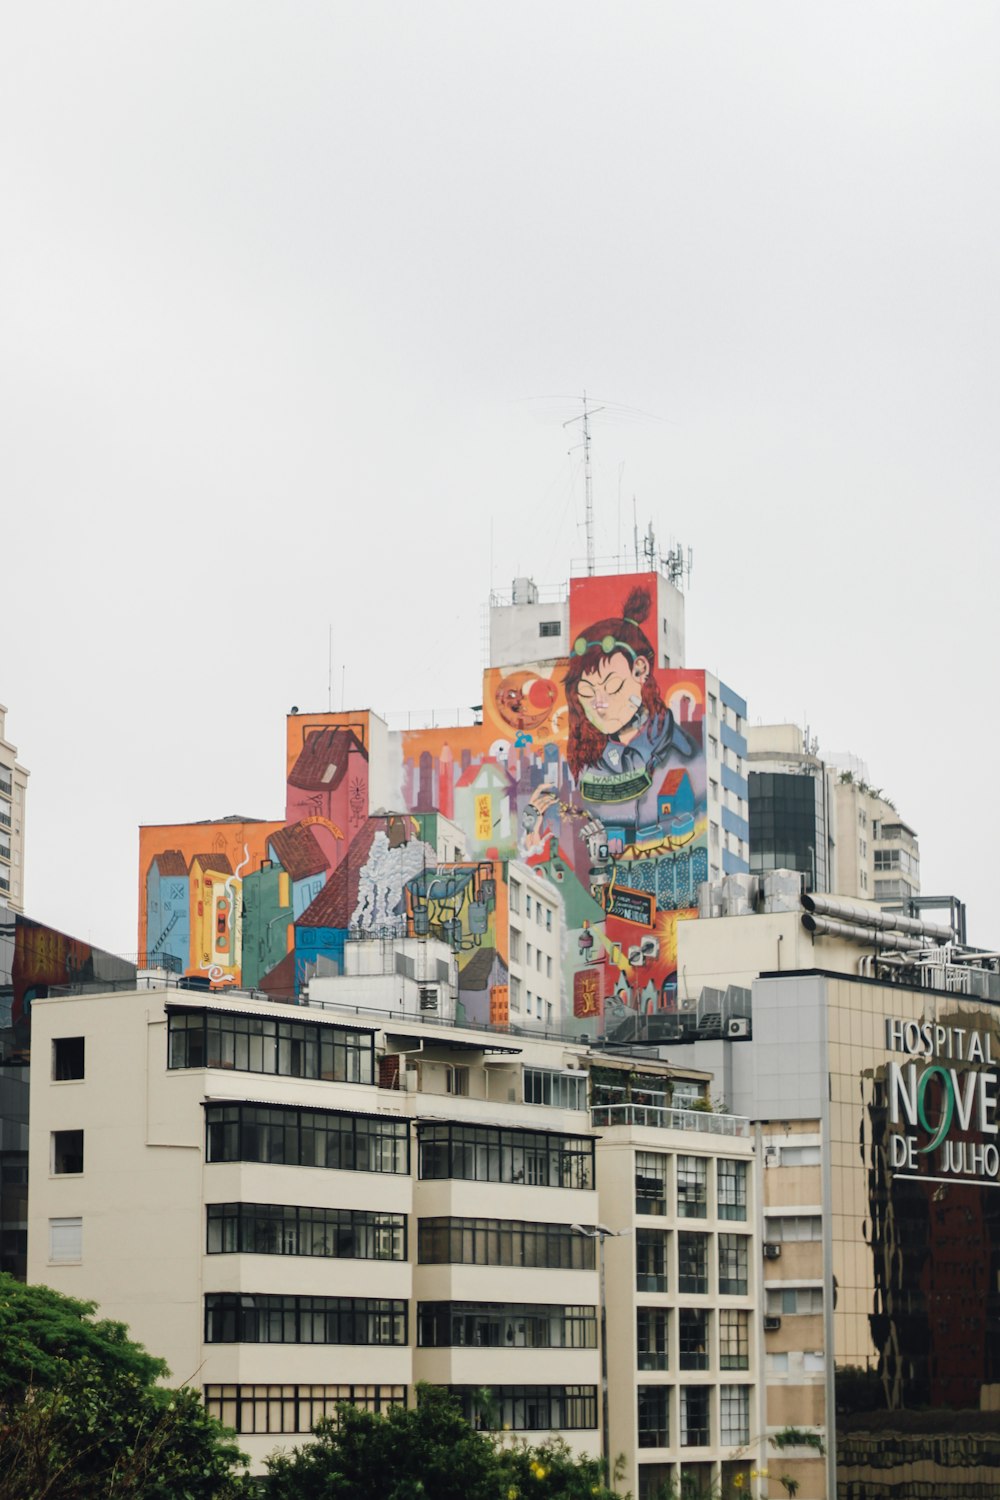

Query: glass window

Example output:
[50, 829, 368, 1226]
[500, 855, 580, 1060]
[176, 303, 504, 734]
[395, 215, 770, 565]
[52, 1037, 85, 1081]
[780, 1144, 821, 1167]
[417, 1217, 596, 1270]
[635, 1229, 669, 1292]
[635, 1152, 668, 1215]
[207, 1203, 406, 1260]
[524, 1069, 587, 1110]
[678, 1307, 709, 1370]
[719, 1309, 749, 1370]
[169, 1009, 374, 1084]
[718, 1235, 749, 1295]
[678, 1232, 707, 1294]
[204, 1294, 407, 1346]
[720, 1386, 749, 1445]
[446, 1386, 596, 1432]
[204, 1105, 409, 1175]
[767, 1287, 824, 1316]
[203, 1384, 406, 1434]
[680, 1387, 710, 1447]
[418, 1303, 596, 1349]
[767, 1214, 821, 1242]
[417, 1123, 593, 1190]
[638, 1386, 669, 1448]
[52, 1130, 84, 1175]
[637, 1308, 668, 1371]
[676, 1156, 707, 1218]
[717, 1160, 747, 1221]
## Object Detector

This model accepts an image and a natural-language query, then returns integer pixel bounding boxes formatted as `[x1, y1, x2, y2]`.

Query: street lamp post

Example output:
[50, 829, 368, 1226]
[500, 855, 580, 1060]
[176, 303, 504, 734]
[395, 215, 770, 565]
[572, 1222, 631, 1487]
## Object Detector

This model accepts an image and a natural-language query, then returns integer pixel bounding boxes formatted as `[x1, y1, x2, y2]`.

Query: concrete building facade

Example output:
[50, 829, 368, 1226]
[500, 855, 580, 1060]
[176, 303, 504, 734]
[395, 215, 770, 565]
[27, 976, 759, 1495]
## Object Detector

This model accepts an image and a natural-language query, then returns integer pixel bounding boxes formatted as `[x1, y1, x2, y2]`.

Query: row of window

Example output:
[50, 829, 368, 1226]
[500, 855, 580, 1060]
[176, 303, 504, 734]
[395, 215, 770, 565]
[203, 1381, 596, 1435]
[508, 883, 554, 928]
[205, 1209, 599, 1270]
[638, 1384, 750, 1449]
[523, 1067, 587, 1111]
[207, 1203, 406, 1260]
[636, 1229, 751, 1296]
[417, 1123, 593, 1190]
[417, 1217, 596, 1270]
[205, 1105, 410, 1174]
[417, 1302, 596, 1349]
[168, 1009, 374, 1084]
[635, 1154, 747, 1221]
[204, 1384, 406, 1435]
[205, 1294, 407, 1346]
[637, 1308, 749, 1372]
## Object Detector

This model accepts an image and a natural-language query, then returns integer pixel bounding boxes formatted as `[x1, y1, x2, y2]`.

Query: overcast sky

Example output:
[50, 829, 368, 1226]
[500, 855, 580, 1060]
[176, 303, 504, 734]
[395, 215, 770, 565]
[4, 1, 998, 954]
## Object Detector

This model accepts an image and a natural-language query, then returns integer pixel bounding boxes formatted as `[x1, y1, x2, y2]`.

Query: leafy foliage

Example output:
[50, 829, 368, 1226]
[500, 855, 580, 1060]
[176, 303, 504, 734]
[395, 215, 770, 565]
[0, 1273, 165, 1399]
[0, 1273, 248, 1499]
[263, 1385, 622, 1500]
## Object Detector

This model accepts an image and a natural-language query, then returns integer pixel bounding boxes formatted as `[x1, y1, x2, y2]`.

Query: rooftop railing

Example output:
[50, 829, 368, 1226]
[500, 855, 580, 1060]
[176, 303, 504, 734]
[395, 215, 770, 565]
[591, 1102, 750, 1138]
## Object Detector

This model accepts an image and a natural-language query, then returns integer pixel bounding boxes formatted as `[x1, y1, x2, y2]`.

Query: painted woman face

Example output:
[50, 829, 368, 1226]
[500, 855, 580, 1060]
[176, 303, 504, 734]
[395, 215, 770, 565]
[575, 651, 649, 734]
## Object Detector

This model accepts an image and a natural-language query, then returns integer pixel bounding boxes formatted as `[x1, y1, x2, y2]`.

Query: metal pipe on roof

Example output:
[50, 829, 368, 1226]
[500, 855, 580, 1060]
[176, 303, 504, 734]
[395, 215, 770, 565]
[801, 912, 924, 951]
[801, 892, 953, 942]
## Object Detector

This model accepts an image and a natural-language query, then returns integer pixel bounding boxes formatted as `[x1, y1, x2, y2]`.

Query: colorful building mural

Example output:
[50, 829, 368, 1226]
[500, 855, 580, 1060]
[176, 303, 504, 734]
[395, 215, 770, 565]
[137, 571, 719, 1039]
[398, 575, 708, 1039]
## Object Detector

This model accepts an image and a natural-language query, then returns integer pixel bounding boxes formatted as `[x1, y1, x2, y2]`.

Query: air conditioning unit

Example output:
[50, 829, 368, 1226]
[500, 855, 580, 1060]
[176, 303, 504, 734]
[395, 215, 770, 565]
[764, 1316, 782, 1332]
[763, 1242, 782, 1260]
[727, 1017, 750, 1038]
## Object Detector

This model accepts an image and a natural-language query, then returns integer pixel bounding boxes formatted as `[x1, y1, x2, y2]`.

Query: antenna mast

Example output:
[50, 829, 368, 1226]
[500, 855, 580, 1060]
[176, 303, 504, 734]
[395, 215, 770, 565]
[564, 391, 604, 575]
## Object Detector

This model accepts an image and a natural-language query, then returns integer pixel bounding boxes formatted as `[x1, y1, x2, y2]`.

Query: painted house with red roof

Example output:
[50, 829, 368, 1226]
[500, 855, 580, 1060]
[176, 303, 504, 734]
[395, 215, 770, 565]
[267, 821, 329, 919]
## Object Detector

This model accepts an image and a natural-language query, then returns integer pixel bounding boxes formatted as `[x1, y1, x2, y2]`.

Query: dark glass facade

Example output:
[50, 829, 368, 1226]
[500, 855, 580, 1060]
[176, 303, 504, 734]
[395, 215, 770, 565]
[748, 770, 828, 890]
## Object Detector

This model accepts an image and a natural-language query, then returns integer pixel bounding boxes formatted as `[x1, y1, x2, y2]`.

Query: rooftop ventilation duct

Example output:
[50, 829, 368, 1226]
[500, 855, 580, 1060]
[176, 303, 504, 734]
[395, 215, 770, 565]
[801, 892, 954, 943]
[800, 912, 924, 951]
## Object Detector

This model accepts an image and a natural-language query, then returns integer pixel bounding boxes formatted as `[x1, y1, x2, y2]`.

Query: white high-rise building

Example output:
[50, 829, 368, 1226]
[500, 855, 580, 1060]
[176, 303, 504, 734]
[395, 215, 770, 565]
[0, 705, 29, 913]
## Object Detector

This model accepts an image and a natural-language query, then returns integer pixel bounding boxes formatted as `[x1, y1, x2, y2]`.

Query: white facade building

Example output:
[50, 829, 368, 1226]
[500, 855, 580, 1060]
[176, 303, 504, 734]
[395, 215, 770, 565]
[27, 979, 758, 1496]
[0, 705, 29, 912]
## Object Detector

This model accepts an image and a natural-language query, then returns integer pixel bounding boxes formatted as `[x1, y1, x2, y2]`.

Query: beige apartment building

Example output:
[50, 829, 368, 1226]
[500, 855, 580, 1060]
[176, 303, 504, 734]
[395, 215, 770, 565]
[27, 975, 759, 1495]
[0, 704, 29, 912]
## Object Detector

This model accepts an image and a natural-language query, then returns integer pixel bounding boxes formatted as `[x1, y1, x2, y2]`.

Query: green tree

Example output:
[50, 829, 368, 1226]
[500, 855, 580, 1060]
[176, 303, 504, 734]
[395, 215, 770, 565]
[0, 1273, 248, 1500]
[495, 1436, 620, 1499]
[263, 1385, 623, 1500]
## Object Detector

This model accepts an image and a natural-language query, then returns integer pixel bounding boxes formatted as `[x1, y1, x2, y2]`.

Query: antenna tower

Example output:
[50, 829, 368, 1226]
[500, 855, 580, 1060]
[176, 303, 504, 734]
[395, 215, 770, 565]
[564, 392, 604, 575]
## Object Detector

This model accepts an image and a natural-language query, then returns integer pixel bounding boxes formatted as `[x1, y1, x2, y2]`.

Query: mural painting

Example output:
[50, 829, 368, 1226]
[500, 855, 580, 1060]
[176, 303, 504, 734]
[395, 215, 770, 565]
[398, 574, 708, 1039]
[137, 571, 708, 1038]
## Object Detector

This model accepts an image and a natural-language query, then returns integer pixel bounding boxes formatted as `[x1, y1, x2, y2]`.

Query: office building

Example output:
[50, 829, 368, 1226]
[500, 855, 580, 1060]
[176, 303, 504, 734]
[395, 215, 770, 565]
[671, 890, 1000, 1499]
[747, 726, 920, 910]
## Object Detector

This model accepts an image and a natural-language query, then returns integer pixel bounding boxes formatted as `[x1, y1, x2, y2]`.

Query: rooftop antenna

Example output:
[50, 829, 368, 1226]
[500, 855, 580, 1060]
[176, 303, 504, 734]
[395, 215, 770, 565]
[632, 496, 639, 570]
[327, 626, 333, 711]
[664, 540, 693, 590]
[564, 391, 604, 575]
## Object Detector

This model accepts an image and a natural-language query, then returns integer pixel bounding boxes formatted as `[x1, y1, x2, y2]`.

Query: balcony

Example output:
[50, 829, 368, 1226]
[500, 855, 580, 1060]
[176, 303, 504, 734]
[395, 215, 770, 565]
[591, 1103, 750, 1138]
